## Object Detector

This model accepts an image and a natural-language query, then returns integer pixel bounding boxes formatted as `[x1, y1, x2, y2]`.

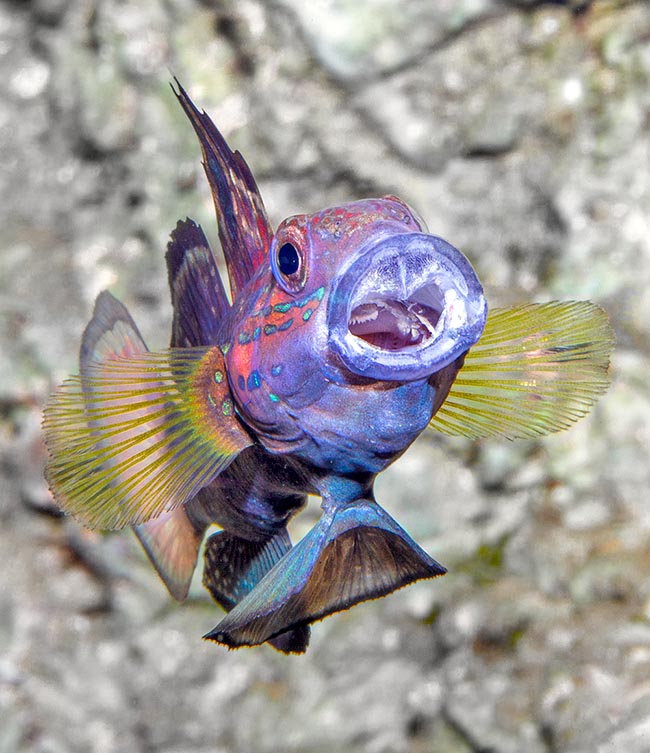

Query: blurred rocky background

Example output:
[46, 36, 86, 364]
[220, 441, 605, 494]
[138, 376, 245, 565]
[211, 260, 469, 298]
[1, 0, 650, 751]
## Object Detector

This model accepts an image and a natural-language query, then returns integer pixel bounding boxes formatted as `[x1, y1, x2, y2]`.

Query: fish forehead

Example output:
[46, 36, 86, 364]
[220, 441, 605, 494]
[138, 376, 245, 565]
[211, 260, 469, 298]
[277, 196, 421, 247]
[228, 196, 424, 328]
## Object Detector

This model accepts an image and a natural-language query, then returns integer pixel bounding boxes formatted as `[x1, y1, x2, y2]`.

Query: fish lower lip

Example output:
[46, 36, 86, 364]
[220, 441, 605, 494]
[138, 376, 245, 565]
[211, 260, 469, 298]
[348, 298, 441, 351]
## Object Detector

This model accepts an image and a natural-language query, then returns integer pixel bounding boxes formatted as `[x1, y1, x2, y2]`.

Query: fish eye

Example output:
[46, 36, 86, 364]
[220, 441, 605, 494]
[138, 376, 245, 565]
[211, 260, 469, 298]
[271, 235, 307, 293]
[277, 242, 300, 276]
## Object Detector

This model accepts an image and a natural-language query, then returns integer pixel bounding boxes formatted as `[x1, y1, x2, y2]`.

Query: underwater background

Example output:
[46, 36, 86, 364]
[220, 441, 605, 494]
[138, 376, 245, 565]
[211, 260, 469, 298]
[1, 1, 649, 751]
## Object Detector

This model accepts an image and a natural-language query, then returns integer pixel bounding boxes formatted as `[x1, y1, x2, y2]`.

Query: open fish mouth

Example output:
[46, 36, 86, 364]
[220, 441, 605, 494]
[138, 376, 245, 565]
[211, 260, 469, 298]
[349, 298, 441, 350]
[328, 232, 487, 381]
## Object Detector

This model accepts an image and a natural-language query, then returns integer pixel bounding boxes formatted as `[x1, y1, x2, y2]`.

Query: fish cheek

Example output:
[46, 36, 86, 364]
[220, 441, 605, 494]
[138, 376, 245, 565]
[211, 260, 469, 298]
[225, 325, 325, 439]
[258, 325, 328, 408]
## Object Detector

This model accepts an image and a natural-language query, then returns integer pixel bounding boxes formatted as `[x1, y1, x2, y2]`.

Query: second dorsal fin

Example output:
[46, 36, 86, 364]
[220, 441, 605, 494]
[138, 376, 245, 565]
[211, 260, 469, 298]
[166, 218, 231, 348]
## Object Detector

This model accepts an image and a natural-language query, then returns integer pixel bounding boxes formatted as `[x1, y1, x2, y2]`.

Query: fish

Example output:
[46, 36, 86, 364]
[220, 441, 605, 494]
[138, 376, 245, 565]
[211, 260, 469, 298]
[42, 81, 614, 654]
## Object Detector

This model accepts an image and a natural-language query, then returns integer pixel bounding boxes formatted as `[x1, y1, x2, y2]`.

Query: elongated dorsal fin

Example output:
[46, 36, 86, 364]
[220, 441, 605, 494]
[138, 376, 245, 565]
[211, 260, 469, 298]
[167, 218, 231, 347]
[43, 346, 253, 530]
[173, 80, 272, 297]
[430, 301, 614, 439]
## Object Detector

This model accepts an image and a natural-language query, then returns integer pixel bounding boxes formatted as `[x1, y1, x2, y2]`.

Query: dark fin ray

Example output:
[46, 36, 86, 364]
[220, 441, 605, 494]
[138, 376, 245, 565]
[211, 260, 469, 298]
[166, 218, 231, 348]
[172, 80, 272, 297]
[203, 529, 310, 654]
[134, 508, 205, 601]
[204, 501, 445, 649]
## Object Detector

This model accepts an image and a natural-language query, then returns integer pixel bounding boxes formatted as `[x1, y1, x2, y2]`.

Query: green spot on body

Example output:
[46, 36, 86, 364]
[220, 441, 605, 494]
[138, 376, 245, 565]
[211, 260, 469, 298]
[302, 308, 314, 321]
[222, 399, 233, 416]
[278, 318, 293, 332]
[219, 343, 231, 355]
[252, 326, 261, 341]
[268, 393, 280, 402]
[252, 304, 273, 318]
[238, 331, 251, 345]
[297, 286, 325, 308]
[264, 324, 277, 336]
[273, 302, 292, 313]
[214, 370, 224, 384]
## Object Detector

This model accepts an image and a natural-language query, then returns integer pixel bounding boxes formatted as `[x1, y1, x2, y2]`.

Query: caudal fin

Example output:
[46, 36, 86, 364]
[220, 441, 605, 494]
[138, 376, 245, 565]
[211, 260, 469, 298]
[204, 501, 445, 649]
[203, 529, 311, 654]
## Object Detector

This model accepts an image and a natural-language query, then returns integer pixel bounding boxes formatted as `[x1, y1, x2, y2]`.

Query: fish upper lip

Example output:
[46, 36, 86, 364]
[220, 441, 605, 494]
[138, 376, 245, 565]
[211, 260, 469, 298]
[327, 232, 487, 381]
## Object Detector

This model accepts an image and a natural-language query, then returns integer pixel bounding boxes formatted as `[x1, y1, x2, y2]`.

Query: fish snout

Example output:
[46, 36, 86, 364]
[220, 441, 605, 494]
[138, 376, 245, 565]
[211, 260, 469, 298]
[327, 232, 487, 381]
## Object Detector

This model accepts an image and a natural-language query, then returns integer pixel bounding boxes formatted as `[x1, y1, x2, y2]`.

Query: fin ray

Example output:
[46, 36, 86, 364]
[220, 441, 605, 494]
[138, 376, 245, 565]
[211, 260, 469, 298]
[203, 529, 311, 653]
[80, 290, 148, 367]
[173, 81, 272, 297]
[166, 218, 230, 347]
[203, 529, 292, 610]
[430, 301, 614, 439]
[205, 501, 445, 648]
[134, 508, 205, 601]
[43, 348, 252, 529]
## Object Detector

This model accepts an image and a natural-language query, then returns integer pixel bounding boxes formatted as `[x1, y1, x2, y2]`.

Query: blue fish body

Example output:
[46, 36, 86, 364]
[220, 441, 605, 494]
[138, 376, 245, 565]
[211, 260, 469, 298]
[42, 82, 614, 653]
[163, 190, 486, 650]
[224, 199, 486, 469]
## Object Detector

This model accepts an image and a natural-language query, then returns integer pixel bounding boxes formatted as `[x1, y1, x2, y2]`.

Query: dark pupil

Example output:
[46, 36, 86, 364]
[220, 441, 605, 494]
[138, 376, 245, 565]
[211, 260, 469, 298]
[278, 242, 300, 275]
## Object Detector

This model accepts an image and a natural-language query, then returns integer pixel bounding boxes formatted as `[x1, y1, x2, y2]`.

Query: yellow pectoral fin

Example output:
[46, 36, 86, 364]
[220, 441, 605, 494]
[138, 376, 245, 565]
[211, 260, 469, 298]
[430, 301, 614, 440]
[43, 347, 252, 530]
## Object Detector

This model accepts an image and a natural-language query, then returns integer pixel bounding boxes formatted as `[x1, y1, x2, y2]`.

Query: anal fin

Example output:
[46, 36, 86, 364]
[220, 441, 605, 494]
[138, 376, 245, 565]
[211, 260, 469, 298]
[203, 529, 310, 653]
[134, 508, 204, 601]
[205, 501, 445, 649]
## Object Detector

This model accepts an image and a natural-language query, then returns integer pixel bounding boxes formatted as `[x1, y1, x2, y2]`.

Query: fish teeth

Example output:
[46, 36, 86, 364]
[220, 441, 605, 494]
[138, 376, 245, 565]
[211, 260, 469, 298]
[349, 302, 380, 326]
